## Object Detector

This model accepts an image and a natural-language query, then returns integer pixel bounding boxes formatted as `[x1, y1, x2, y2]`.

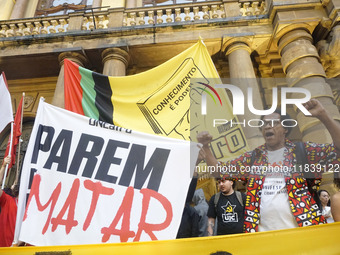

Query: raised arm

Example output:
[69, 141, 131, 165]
[304, 99, 340, 150]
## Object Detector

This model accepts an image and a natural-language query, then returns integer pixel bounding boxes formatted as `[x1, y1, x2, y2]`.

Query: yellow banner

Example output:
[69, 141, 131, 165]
[65, 40, 249, 160]
[107, 40, 222, 141]
[2, 223, 339, 255]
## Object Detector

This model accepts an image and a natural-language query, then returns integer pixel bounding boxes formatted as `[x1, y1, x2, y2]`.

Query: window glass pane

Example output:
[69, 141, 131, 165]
[36, 0, 92, 16]
[49, 10, 65, 15]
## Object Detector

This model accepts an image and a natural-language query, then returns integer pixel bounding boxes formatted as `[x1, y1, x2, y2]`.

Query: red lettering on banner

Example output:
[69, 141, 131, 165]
[23, 174, 61, 234]
[134, 188, 173, 241]
[24, 175, 174, 241]
[101, 186, 135, 242]
[50, 178, 80, 234]
[83, 180, 114, 231]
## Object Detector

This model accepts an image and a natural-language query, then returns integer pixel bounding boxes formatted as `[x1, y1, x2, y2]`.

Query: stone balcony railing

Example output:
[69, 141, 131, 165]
[0, 0, 267, 38]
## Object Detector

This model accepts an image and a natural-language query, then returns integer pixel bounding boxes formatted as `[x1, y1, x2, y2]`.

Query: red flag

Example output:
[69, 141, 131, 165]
[5, 96, 23, 169]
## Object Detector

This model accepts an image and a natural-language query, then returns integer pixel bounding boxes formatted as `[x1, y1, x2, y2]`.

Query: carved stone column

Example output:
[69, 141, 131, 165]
[224, 40, 265, 149]
[52, 52, 88, 108]
[278, 28, 340, 143]
[0, 0, 14, 20]
[10, 0, 28, 19]
[102, 48, 129, 76]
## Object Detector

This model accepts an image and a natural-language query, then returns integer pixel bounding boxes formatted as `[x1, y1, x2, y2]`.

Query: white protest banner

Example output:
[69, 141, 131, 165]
[0, 73, 13, 133]
[16, 99, 199, 246]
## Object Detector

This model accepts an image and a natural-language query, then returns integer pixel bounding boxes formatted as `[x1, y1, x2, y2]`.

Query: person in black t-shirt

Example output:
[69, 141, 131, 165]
[207, 178, 245, 236]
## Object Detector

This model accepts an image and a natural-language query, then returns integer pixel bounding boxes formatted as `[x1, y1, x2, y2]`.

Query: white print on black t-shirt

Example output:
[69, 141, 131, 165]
[221, 201, 238, 223]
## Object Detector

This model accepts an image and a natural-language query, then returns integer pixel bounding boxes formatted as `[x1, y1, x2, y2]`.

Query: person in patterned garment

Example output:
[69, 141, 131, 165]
[197, 99, 340, 233]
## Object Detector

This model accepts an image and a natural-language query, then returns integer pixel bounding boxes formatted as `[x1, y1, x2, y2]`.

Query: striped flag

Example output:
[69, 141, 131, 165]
[0, 72, 13, 133]
[64, 59, 113, 124]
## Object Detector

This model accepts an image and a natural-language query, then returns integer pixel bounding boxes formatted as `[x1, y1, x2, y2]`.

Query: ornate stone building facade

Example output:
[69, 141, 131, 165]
[0, 0, 339, 192]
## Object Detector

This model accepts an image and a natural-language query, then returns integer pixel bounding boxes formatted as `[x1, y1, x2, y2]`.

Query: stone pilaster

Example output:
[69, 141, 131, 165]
[0, 0, 14, 20]
[92, 0, 102, 9]
[222, 0, 240, 17]
[102, 48, 129, 76]
[10, 0, 29, 19]
[52, 52, 88, 108]
[278, 28, 340, 143]
[223, 39, 265, 149]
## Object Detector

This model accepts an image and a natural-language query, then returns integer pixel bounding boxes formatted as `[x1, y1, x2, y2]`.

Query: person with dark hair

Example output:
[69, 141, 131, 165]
[176, 147, 204, 239]
[0, 155, 18, 247]
[197, 99, 340, 233]
[259, 108, 295, 136]
[206, 178, 245, 236]
[176, 177, 200, 238]
[331, 172, 340, 222]
[318, 189, 334, 223]
[210, 251, 233, 255]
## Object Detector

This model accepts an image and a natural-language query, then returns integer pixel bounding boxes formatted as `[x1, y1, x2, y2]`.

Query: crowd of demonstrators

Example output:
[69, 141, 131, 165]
[206, 178, 245, 236]
[331, 172, 340, 222]
[3, 98, 340, 249]
[0, 156, 18, 247]
[318, 189, 334, 223]
[197, 99, 340, 233]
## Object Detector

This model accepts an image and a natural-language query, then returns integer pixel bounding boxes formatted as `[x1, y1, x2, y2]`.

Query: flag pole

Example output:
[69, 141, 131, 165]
[2, 121, 13, 189]
[14, 93, 24, 185]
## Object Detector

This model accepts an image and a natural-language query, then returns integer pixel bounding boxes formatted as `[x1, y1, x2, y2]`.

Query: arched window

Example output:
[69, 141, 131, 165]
[35, 0, 94, 16]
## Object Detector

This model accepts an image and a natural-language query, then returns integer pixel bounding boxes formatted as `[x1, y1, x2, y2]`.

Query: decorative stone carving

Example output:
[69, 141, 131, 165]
[23, 95, 34, 109]
[317, 26, 340, 78]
